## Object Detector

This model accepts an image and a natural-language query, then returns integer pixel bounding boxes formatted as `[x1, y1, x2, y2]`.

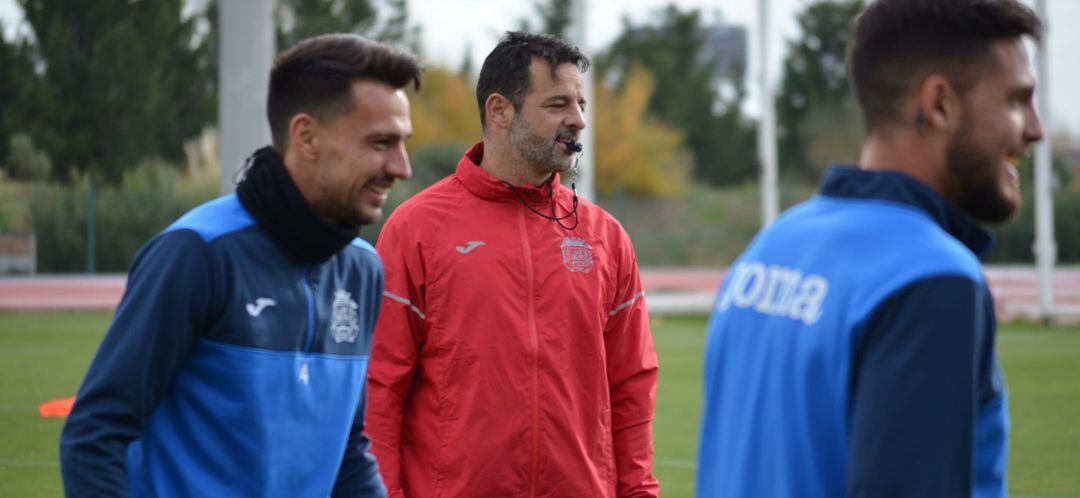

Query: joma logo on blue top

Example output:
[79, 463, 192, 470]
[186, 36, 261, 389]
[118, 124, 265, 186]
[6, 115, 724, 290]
[718, 262, 830, 325]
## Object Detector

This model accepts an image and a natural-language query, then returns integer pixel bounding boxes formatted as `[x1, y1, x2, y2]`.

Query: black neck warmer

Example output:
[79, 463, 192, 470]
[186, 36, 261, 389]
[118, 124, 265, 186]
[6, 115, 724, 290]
[235, 146, 361, 264]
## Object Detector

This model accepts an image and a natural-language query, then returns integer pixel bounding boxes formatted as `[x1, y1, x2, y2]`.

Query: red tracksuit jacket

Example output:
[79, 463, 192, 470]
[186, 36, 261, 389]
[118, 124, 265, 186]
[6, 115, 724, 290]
[367, 143, 660, 498]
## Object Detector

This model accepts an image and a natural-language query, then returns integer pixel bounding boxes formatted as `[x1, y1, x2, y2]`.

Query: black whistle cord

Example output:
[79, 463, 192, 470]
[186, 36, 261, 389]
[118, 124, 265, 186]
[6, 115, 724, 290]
[504, 176, 580, 231]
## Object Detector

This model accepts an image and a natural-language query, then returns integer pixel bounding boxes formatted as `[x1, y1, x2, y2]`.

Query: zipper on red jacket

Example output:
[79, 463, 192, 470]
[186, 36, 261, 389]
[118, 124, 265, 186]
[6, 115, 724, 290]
[517, 204, 540, 498]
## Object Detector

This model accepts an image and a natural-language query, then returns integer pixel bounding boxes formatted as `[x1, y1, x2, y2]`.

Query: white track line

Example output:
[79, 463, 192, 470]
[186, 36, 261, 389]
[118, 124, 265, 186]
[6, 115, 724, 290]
[0, 458, 59, 468]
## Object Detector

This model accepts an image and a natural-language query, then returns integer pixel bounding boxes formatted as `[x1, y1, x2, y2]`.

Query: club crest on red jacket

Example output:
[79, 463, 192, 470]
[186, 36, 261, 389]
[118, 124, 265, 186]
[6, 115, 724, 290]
[561, 236, 595, 273]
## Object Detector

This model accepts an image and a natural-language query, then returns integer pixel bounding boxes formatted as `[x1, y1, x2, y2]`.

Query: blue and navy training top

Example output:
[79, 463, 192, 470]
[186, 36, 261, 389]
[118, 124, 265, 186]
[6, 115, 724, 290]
[697, 166, 1008, 498]
[60, 194, 387, 497]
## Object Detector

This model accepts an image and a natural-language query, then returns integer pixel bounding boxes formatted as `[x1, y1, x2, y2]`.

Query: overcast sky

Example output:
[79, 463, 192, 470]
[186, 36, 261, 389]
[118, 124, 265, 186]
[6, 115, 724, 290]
[2, 0, 1077, 136]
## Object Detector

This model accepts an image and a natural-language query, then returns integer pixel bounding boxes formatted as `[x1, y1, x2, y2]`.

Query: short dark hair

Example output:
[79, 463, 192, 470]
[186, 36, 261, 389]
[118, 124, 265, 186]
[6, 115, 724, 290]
[475, 31, 589, 130]
[847, 0, 1041, 132]
[267, 34, 422, 149]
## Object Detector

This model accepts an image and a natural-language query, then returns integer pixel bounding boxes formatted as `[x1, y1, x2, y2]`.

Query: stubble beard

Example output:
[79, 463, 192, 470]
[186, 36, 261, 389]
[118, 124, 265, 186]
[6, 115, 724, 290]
[311, 181, 380, 228]
[943, 115, 1020, 225]
[314, 198, 371, 228]
[509, 114, 572, 177]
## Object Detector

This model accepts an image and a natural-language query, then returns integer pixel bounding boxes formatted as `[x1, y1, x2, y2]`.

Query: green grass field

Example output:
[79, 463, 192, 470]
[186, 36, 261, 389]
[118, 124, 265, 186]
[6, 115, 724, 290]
[1, 312, 1078, 497]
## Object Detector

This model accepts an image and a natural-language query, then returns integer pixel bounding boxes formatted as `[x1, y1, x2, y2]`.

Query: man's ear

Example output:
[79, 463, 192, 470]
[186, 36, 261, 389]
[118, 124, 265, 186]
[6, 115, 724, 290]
[484, 93, 515, 131]
[288, 113, 320, 162]
[914, 74, 962, 135]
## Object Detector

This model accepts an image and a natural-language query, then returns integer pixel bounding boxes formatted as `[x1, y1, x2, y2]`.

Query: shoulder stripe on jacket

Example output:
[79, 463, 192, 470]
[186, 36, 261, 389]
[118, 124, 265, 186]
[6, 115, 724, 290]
[383, 291, 426, 320]
[165, 194, 255, 243]
[610, 291, 646, 317]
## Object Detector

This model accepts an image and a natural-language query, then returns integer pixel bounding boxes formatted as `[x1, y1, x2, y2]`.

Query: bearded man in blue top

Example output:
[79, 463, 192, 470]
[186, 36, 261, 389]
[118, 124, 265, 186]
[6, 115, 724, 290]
[697, 1, 1044, 497]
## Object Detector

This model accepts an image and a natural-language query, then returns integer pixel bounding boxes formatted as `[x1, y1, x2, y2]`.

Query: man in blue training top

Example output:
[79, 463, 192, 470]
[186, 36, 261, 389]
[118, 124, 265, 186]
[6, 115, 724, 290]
[697, 1, 1043, 497]
[60, 34, 420, 497]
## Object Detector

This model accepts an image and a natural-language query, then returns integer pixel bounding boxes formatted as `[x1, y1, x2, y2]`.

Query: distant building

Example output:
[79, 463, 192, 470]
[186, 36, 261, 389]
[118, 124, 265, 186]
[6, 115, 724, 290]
[700, 20, 747, 80]
[622, 11, 747, 81]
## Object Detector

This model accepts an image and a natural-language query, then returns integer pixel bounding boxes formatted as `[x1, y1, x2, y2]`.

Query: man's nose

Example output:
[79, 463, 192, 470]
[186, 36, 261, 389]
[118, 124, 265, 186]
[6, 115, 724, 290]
[386, 143, 412, 180]
[566, 105, 586, 131]
[1024, 100, 1045, 144]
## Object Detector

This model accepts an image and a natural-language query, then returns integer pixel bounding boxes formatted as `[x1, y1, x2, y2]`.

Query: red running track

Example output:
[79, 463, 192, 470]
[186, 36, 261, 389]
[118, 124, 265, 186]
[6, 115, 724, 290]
[2, 267, 1080, 320]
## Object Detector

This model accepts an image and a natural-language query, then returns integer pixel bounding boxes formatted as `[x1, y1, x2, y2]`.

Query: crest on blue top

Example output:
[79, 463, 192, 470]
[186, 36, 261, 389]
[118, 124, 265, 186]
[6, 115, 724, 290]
[330, 289, 360, 343]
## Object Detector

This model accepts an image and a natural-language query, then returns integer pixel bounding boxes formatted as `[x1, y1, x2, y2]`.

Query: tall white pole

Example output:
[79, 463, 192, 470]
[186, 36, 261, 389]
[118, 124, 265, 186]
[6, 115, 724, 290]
[219, 0, 275, 193]
[1033, 0, 1056, 318]
[569, 0, 596, 202]
[757, 0, 779, 225]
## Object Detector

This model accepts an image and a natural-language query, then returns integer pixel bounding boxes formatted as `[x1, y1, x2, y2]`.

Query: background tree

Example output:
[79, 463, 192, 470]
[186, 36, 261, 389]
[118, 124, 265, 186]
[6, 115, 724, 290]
[406, 66, 481, 154]
[0, 34, 37, 165]
[276, 0, 377, 48]
[393, 65, 482, 191]
[594, 64, 690, 197]
[776, 0, 864, 179]
[601, 5, 757, 186]
[519, 0, 572, 38]
[9, 0, 216, 184]
[277, 0, 420, 52]
[1, 0, 424, 186]
[377, 0, 422, 53]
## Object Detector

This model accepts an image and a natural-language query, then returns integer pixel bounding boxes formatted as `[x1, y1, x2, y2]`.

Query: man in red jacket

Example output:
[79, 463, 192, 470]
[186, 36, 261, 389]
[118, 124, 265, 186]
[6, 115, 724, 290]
[367, 31, 660, 498]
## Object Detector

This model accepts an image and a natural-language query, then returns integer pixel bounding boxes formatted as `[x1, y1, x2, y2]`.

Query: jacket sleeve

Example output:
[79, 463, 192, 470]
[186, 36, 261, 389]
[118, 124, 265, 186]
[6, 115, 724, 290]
[604, 231, 660, 498]
[333, 258, 389, 497]
[59, 230, 215, 497]
[332, 395, 389, 497]
[366, 218, 427, 498]
[846, 275, 987, 498]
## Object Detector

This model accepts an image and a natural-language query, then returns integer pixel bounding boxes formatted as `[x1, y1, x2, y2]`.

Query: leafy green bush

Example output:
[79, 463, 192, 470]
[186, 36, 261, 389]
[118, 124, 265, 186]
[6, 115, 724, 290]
[29, 160, 217, 273]
[599, 181, 816, 266]
[3, 133, 52, 181]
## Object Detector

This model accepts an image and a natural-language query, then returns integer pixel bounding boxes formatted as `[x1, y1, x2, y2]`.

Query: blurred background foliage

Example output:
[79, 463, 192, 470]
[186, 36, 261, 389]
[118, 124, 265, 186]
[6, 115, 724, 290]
[1, 0, 1077, 272]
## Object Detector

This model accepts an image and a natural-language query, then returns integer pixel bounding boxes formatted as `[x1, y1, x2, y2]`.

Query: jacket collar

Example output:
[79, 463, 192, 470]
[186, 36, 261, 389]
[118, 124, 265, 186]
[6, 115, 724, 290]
[457, 142, 562, 205]
[820, 165, 994, 256]
[236, 146, 359, 264]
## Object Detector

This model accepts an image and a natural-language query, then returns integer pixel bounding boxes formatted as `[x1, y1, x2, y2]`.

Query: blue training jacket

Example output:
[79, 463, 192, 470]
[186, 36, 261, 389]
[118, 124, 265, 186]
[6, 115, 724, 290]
[697, 166, 1008, 498]
[60, 194, 387, 497]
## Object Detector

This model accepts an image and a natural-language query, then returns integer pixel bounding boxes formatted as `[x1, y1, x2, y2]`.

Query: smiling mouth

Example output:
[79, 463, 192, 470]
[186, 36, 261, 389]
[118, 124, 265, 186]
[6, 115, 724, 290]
[1001, 154, 1023, 187]
[363, 182, 393, 201]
